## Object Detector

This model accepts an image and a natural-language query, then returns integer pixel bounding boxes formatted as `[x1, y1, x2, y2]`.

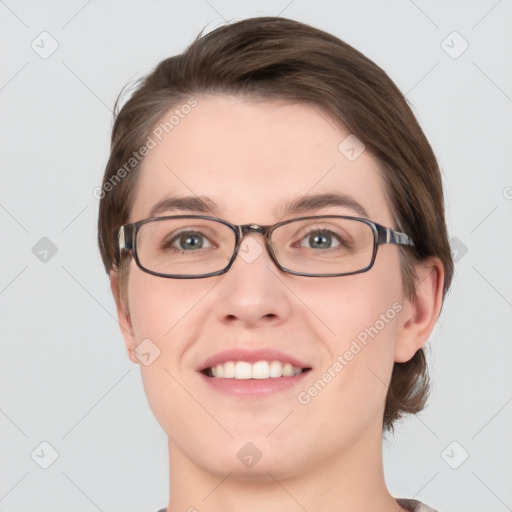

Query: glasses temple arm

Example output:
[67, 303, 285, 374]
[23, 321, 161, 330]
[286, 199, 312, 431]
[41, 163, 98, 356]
[376, 225, 415, 247]
[118, 225, 135, 252]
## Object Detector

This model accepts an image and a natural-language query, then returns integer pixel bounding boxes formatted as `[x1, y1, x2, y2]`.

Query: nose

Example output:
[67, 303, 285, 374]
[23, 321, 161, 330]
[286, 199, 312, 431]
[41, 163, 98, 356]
[214, 233, 292, 328]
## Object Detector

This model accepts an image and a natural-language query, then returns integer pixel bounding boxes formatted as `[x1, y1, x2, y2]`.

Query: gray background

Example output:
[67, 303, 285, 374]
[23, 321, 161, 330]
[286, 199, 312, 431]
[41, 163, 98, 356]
[1, 1, 511, 511]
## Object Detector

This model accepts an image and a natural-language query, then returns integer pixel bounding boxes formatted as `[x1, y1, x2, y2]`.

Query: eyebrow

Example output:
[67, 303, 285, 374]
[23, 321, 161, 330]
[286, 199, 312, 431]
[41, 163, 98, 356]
[148, 195, 219, 217]
[147, 192, 369, 220]
[277, 192, 369, 219]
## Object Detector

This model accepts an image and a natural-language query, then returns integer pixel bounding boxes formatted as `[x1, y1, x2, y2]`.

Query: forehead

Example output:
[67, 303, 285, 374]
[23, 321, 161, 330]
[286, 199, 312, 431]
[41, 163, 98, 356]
[129, 95, 393, 225]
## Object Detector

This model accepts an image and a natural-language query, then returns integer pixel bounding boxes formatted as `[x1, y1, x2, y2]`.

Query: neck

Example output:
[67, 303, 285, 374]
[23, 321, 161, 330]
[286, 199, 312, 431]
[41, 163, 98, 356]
[165, 419, 403, 512]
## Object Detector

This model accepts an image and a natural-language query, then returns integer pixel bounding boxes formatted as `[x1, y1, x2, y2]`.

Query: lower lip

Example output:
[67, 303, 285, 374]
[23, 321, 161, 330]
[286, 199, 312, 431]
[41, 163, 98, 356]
[198, 371, 310, 396]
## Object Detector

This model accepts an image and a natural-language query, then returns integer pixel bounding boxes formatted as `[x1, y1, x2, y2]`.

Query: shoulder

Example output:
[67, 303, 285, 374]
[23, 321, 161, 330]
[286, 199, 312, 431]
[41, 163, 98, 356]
[396, 498, 439, 511]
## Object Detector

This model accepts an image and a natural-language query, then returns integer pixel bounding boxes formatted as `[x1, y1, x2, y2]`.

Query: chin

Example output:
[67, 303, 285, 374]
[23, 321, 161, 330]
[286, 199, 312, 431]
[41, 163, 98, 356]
[191, 430, 312, 480]
[201, 450, 305, 481]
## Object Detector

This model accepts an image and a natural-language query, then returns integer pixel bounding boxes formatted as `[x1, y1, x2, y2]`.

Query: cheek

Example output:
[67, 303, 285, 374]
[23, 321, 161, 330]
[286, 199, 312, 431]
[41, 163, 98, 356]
[297, 248, 403, 344]
[126, 266, 207, 342]
[294, 250, 404, 408]
[125, 269, 210, 433]
[125, 268, 216, 394]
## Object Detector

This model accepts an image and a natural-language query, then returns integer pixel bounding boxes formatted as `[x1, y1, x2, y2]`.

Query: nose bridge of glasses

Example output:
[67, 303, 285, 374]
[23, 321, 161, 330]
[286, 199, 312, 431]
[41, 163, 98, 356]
[241, 223, 264, 233]
[239, 223, 273, 240]
[235, 223, 274, 257]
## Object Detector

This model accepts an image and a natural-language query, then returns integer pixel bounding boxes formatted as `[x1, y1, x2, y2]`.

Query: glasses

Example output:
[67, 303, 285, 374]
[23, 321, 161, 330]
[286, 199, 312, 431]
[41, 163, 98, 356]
[118, 215, 414, 279]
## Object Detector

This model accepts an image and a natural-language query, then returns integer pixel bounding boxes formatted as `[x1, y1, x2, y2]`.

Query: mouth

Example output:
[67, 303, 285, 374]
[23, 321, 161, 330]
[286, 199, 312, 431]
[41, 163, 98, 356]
[197, 348, 312, 396]
[201, 360, 312, 379]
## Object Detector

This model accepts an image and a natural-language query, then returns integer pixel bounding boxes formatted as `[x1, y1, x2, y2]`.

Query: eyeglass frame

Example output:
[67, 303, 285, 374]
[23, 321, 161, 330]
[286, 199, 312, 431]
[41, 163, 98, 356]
[117, 214, 415, 279]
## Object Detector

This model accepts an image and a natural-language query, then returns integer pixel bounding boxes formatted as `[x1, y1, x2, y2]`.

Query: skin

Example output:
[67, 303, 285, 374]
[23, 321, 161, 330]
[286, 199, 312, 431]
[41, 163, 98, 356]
[110, 95, 444, 512]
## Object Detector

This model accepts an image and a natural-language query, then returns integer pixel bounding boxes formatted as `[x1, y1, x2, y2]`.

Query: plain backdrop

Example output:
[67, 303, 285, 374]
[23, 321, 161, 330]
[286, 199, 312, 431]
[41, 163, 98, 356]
[1, 1, 511, 511]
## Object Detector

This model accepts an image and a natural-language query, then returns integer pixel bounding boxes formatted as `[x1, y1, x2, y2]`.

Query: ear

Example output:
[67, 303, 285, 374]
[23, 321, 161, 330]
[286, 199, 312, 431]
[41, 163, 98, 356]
[394, 257, 445, 363]
[109, 269, 140, 366]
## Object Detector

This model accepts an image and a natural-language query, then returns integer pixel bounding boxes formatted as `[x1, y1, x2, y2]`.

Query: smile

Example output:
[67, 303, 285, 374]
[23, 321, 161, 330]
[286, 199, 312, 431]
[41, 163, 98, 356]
[203, 360, 310, 379]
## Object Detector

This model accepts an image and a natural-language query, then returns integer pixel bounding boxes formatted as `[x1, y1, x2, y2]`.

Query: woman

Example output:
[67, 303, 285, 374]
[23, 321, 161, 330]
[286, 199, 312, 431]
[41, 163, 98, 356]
[98, 16, 452, 512]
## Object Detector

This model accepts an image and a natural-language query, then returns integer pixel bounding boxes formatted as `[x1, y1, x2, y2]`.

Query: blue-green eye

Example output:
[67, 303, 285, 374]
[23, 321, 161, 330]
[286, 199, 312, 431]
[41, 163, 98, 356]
[299, 229, 342, 250]
[164, 231, 213, 251]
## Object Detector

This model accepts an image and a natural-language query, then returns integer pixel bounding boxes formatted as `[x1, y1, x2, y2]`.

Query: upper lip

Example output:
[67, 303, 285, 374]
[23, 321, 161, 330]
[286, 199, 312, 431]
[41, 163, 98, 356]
[198, 348, 312, 371]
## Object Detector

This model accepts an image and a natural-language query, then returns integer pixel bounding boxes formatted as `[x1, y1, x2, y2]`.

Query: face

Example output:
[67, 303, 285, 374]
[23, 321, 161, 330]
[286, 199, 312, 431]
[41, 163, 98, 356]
[115, 95, 410, 479]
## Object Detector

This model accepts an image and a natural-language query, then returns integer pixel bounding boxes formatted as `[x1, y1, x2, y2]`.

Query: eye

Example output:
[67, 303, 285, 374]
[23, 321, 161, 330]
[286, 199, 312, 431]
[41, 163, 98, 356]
[165, 230, 213, 251]
[299, 229, 342, 249]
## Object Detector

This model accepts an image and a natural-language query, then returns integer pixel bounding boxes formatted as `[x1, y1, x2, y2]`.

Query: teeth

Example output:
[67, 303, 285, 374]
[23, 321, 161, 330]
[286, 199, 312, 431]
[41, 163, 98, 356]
[224, 361, 235, 378]
[282, 363, 294, 377]
[209, 360, 305, 379]
[235, 361, 252, 379]
[251, 361, 269, 379]
[269, 360, 282, 378]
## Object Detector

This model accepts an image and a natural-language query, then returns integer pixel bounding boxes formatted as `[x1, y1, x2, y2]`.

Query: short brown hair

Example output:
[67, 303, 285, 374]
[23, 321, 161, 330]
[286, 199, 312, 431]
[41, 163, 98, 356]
[98, 16, 453, 431]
